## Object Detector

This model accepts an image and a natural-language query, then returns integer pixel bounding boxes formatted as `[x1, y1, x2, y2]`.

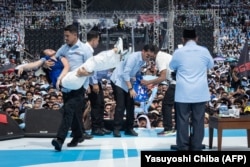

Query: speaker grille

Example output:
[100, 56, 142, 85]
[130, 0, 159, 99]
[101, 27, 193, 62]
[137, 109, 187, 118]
[24, 109, 62, 137]
[0, 112, 24, 141]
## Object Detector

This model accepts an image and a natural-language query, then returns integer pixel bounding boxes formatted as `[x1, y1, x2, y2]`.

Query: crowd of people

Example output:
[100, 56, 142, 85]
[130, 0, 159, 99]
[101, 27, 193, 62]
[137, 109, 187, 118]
[0, 0, 249, 152]
[0, 0, 23, 65]
[0, 0, 66, 67]
[1, 0, 249, 65]
[216, 3, 250, 58]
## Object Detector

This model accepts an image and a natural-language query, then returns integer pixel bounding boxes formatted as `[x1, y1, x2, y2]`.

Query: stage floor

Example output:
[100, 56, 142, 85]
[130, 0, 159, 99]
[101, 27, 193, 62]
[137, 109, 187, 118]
[0, 128, 249, 167]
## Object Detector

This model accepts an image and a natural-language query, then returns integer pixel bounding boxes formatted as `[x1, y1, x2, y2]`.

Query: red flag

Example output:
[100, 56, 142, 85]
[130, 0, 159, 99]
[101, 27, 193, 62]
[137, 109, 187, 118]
[237, 41, 249, 76]
[0, 113, 8, 124]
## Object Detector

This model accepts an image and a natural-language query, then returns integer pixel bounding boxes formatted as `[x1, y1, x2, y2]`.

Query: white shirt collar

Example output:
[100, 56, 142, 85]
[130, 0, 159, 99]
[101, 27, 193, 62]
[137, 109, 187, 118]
[86, 42, 94, 53]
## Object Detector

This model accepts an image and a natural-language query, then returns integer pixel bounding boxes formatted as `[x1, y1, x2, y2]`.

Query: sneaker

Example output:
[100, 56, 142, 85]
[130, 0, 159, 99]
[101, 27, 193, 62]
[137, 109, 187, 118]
[114, 37, 123, 54]
[157, 130, 176, 136]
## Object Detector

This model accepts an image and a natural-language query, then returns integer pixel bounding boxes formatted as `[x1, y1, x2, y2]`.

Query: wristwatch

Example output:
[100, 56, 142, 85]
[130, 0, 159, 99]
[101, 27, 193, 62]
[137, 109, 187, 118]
[128, 87, 133, 91]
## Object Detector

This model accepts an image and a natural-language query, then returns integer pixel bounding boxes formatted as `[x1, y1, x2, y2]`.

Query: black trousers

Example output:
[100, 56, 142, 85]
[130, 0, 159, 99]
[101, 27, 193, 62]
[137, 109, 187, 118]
[175, 102, 206, 151]
[161, 84, 175, 131]
[88, 82, 105, 130]
[56, 87, 85, 142]
[111, 81, 134, 130]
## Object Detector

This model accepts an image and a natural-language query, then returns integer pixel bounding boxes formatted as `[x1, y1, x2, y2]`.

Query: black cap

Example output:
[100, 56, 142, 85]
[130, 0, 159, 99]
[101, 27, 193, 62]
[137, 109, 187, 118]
[183, 28, 196, 39]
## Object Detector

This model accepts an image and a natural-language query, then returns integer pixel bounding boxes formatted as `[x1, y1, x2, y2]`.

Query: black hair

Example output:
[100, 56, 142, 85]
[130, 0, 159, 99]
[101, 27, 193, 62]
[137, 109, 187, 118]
[49, 93, 58, 99]
[152, 99, 159, 103]
[134, 101, 141, 107]
[25, 91, 34, 96]
[87, 30, 99, 42]
[143, 44, 159, 54]
[219, 97, 231, 106]
[64, 24, 78, 35]
[2, 102, 13, 112]
[233, 98, 243, 106]
[39, 50, 46, 58]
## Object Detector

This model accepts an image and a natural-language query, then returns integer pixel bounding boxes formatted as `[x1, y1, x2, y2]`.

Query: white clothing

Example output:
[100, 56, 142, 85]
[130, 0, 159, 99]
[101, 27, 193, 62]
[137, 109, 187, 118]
[137, 114, 151, 129]
[155, 51, 173, 82]
[62, 50, 121, 90]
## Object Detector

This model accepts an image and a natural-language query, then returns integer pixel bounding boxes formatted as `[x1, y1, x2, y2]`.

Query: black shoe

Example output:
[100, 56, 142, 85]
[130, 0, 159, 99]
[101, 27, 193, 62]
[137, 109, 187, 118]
[124, 129, 138, 136]
[91, 129, 105, 136]
[71, 132, 93, 139]
[83, 132, 93, 139]
[113, 129, 121, 137]
[101, 128, 112, 135]
[67, 137, 84, 147]
[51, 138, 63, 151]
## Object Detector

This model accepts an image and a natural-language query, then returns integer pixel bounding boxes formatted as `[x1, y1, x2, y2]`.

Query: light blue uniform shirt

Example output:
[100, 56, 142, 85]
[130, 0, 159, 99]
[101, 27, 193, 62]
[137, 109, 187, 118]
[169, 40, 214, 103]
[89, 70, 111, 85]
[110, 51, 145, 92]
[56, 39, 93, 91]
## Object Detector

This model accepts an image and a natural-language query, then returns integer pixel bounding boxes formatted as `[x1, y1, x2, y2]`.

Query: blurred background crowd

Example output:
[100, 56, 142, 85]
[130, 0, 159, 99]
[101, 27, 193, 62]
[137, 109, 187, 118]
[0, 0, 250, 131]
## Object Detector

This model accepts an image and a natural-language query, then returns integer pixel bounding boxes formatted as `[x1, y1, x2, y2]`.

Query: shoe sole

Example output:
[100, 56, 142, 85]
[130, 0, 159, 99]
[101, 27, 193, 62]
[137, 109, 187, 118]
[113, 135, 121, 137]
[157, 133, 176, 136]
[124, 133, 138, 136]
[124, 131, 138, 136]
[67, 137, 85, 147]
[78, 138, 84, 143]
[52, 140, 61, 151]
[113, 133, 121, 137]
[91, 133, 105, 136]
[115, 38, 123, 54]
[67, 143, 78, 147]
[104, 132, 112, 135]
[83, 137, 93, 140]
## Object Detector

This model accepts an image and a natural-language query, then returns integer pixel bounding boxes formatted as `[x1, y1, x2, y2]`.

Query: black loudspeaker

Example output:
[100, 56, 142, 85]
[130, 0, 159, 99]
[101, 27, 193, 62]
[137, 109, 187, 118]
[0, 112, 24, 141]
[24, 109, 62, 137]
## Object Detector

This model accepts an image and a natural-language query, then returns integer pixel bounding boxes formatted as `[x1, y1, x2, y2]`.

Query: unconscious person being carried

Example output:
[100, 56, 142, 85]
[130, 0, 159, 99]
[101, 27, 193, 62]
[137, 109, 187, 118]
[16, 49, 69, 90]
[61, 37, 128, 90]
